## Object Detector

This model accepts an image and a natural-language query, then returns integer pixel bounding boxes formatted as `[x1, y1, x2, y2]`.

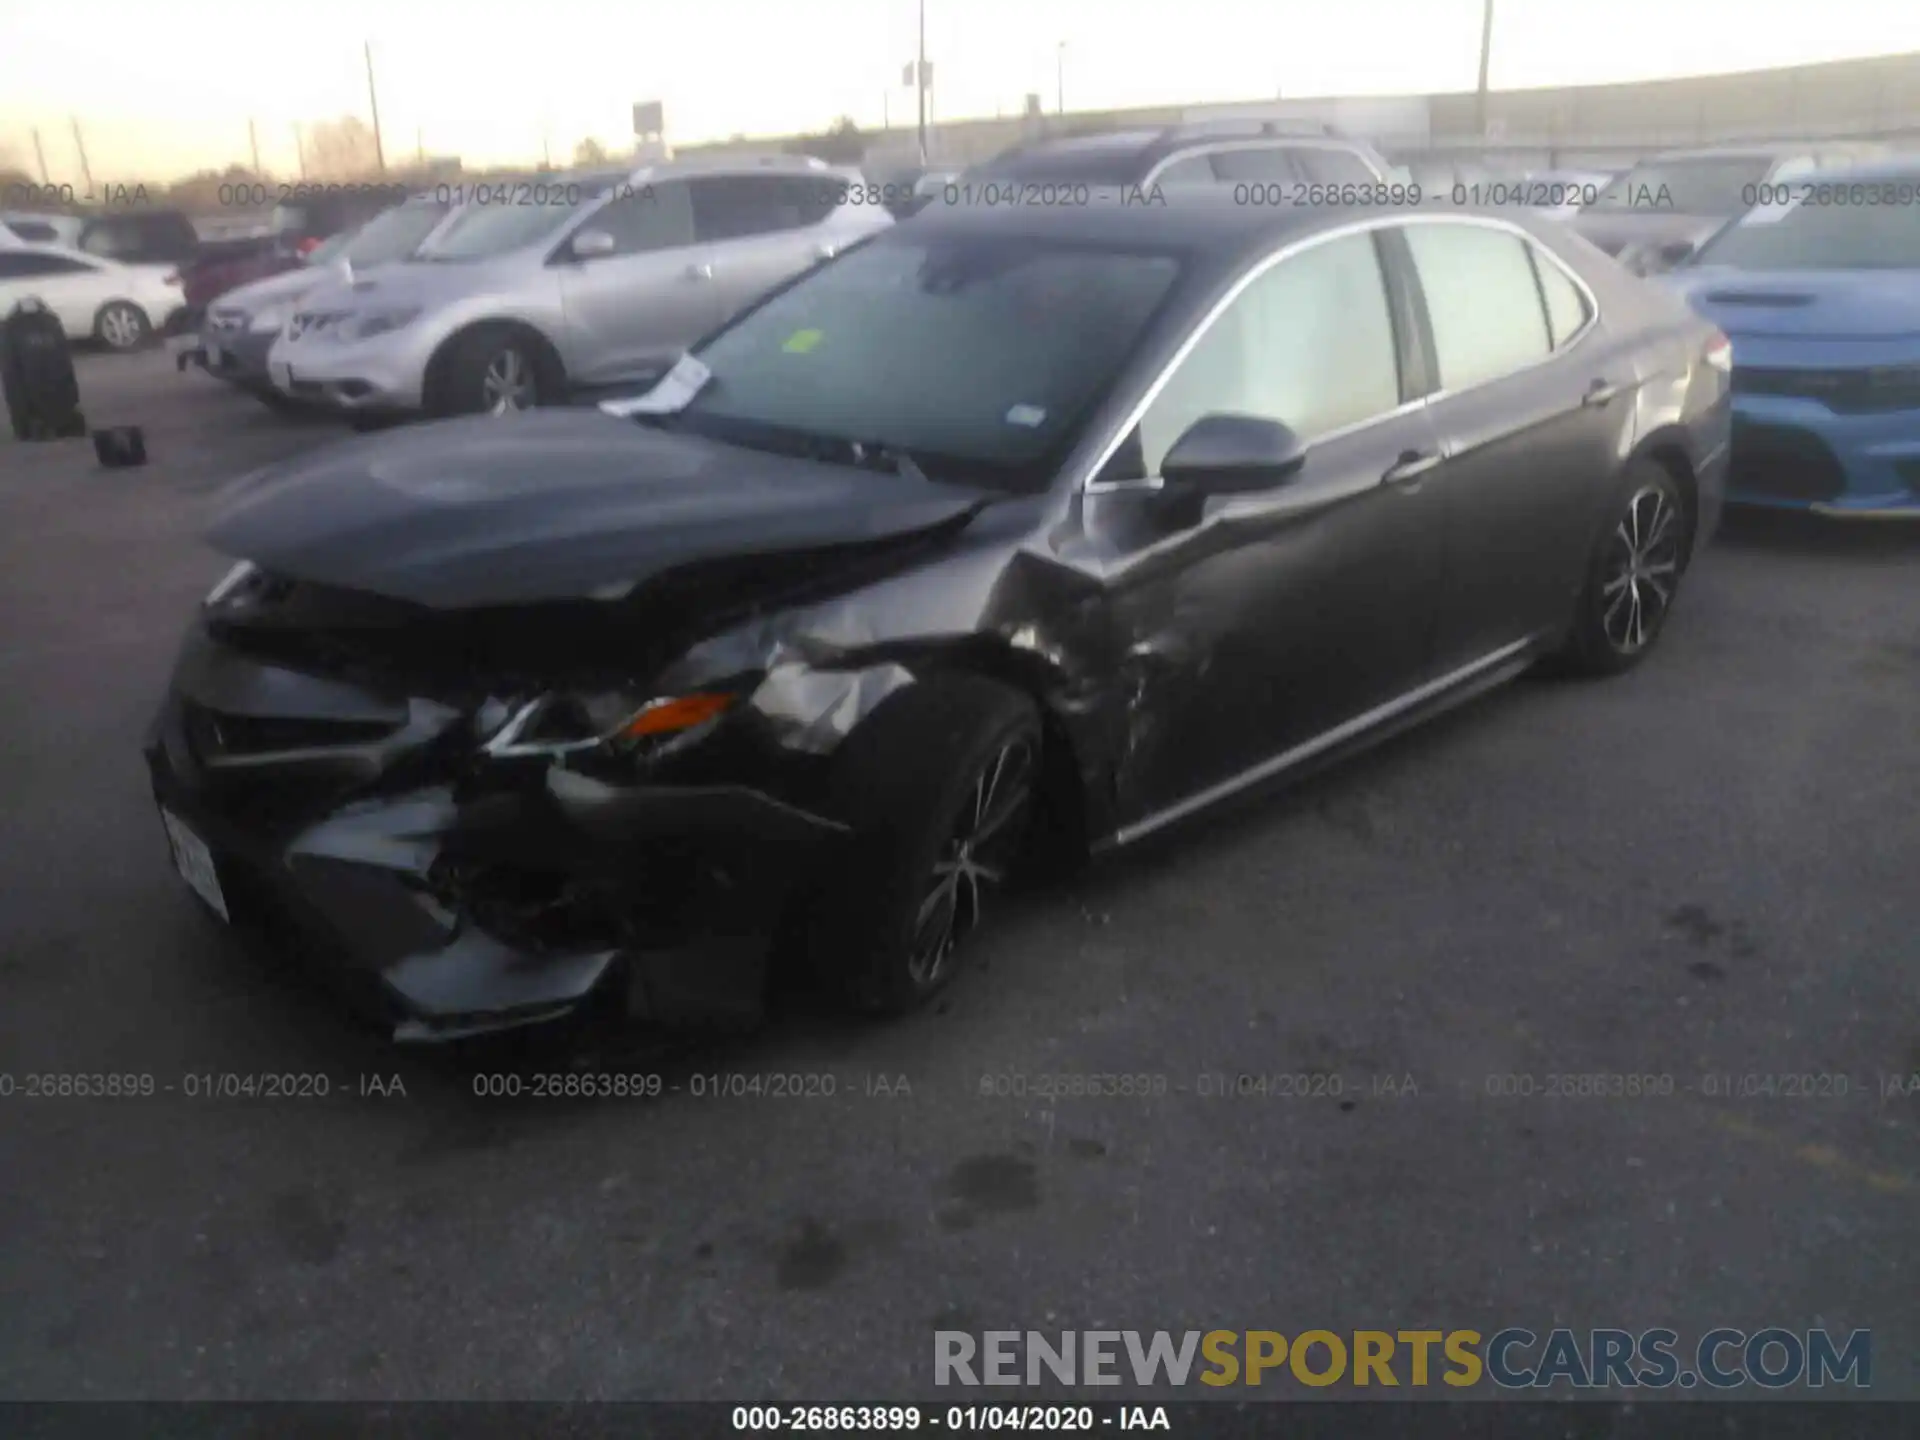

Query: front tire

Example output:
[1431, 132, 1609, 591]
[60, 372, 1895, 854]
[429, 326, 553, 417]
[1553, 458, 1692, 676]
[94, 302, 151, 351]
[808, 676, 1043, 1015]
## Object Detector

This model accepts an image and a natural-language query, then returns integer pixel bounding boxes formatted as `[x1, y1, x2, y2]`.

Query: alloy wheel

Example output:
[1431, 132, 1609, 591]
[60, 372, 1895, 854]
[481, 347, 537, 414]
[100, 305, 143, 350]
[906, 736, 1037, 987]
[1601, 484, 1682, 654]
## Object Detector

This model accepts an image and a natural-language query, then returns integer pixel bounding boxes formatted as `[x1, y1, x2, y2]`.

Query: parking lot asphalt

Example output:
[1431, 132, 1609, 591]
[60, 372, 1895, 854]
[1, 349, 1917, 1401]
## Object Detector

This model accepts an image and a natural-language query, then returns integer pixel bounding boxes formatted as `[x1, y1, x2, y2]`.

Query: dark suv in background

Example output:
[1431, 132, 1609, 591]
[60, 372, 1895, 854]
[179, 188, 407, 330]
[75, 209, 202, 267]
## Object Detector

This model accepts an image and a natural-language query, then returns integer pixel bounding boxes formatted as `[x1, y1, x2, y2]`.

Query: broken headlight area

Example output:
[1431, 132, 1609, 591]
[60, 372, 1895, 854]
[474, 685, 753, 771]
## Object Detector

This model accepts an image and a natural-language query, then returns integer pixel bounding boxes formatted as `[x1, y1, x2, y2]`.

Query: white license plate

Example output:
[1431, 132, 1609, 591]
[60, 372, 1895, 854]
[270, 360, 292, 391]
[160, 808, 229, 922]
[205, 343, 226, 368]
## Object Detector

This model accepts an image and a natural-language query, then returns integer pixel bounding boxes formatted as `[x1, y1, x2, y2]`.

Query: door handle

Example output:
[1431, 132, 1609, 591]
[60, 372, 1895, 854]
[1582, 378, 1622, 407]
[814, 243, 838, 260]
[1382, 449, 1443, 486]
[684, 262, 714, 281]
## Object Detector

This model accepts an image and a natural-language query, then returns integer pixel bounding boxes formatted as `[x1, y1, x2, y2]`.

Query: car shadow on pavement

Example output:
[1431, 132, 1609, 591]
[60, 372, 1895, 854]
[1717, 505, 1920, 557]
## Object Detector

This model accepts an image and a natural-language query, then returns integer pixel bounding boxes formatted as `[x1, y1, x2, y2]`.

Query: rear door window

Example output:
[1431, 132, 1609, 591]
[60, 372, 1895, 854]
[1207, 147, 1309, 185]
[1402, 221, 1552, 390]
[1153, 154, 1218, 187]
[592, 180, 696, 253]
[690, 175, 832, 242]
[1296, 147, 1377, 184]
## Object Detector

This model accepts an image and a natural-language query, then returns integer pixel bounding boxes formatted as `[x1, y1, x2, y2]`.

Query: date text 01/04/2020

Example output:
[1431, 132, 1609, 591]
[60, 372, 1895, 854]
[467, 1071, 914, 1099]
[0, 1073, 407, 1099]
[728, 1405, 1170, 1431]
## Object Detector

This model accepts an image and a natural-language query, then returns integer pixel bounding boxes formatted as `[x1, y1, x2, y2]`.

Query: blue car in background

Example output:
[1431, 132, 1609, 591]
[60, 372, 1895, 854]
[1662, 159, 1920, 519]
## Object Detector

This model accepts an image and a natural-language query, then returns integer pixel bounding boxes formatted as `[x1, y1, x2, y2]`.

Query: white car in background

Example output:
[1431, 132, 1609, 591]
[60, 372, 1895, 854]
[1, 211, 88, 248]
[0, 243, 184, 349]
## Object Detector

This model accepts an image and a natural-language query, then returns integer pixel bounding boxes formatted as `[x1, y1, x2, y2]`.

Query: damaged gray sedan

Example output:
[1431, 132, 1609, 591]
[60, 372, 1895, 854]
[146, 196, 1732, 1042]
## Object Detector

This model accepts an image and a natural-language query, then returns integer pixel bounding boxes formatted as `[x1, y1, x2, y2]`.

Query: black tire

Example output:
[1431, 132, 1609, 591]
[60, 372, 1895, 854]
[93, 302, 151, 352]
[1551, 458, 1692, 677]
[428, 325, 554, 418]
[807, 675, 1043, 1015]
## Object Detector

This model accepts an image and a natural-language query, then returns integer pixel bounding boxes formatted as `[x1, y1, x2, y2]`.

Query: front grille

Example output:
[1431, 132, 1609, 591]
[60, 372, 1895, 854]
[183, 703, 397, 758]
[1733, 365, 1920, 414]
[1728, 420, 1848, 503]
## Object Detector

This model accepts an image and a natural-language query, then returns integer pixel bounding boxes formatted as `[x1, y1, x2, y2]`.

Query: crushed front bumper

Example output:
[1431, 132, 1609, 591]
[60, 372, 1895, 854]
[143, 628, 849, 1043]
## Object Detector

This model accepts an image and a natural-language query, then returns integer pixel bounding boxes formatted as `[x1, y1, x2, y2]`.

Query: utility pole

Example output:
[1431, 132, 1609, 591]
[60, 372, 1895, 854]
[364, 41, 387, 174]
[416, 127, 424, 165]
[293, 122, 308, 179]
[248, 117, 261, 175]
[1056, 42, 1066, 118]
[1475, 0, 1495, 138]
[31, 128, 50, 184]
[883, 91, 889, 133]
[69, 117, 94, 198]
[916, 0, 927, 162]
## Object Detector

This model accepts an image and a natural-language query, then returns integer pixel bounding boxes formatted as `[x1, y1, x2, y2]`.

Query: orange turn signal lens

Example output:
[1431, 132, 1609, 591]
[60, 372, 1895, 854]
[620, 692, 735, 739]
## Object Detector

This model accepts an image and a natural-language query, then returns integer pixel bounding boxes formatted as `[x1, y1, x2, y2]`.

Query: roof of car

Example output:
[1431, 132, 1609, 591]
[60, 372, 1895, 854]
[1644, 141, 1885, 161]
[1807, 154, 1920, 182]
[904, 190, 1515, 259]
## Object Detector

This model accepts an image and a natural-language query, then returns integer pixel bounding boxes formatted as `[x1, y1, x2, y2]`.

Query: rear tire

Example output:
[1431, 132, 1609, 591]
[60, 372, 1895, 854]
[428, 326, 555, 417]
[94, 302, 151, 352]
[807, 676, 1043, 1015]
[1551, 458, 1692, 677]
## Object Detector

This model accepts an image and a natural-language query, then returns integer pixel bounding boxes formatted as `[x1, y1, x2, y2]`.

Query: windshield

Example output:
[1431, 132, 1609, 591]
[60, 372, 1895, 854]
[1583, 157, 1771, 214]
[309, 202, 450, 267]
[417, 189, 602, 260]
[1692, 187, 1920, 270]
[671, 233, 1185, 488]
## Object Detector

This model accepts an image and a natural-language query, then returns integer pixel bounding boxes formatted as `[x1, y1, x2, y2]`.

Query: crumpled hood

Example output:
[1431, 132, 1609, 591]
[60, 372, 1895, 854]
[206, 410, 989, 609]
[1660, 266, 1920, 342]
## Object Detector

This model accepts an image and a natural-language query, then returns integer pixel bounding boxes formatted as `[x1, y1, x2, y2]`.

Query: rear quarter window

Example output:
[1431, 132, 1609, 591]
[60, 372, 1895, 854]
[1296, 148, 1378, 184]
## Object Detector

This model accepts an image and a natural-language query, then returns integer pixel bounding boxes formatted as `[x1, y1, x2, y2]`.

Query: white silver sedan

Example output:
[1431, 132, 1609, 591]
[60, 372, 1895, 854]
[0, 243, 185, 349]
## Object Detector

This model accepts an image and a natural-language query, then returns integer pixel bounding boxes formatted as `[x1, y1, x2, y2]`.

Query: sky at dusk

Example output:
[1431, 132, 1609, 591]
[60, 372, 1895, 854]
[4, 0, 1918, 182]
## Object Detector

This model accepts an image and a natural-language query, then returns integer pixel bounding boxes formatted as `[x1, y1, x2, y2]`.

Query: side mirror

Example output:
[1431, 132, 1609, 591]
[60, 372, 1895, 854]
[1656, 239, 1697, 268]
[1160, 414, 1309, 494]
[570, 228, 617, 260]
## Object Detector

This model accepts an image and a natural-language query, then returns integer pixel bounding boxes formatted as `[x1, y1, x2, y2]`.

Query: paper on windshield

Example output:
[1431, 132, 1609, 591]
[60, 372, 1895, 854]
[599, 353, 713, 417]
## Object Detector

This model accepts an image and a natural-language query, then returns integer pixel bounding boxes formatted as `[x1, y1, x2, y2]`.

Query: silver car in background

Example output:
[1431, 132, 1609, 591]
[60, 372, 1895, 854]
[183, 194, 456, 410]
[266, 156, 892, 420]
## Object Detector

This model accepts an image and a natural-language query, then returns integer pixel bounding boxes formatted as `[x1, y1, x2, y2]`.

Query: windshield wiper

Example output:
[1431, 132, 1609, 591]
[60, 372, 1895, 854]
[691, 419, 936, 481]
[836, 439, 931, 484]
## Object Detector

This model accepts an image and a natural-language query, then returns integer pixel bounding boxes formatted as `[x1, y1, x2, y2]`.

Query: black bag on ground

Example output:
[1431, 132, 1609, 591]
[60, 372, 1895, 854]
[1, 299, 86, 442]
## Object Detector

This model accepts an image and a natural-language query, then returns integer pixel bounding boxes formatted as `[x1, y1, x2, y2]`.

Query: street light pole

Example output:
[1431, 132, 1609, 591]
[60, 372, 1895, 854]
[1475, 0, 1495, 138]
[916, 0, 928, 162]
[364, 40, 387, 174]
[1056, 42, 1066, 118]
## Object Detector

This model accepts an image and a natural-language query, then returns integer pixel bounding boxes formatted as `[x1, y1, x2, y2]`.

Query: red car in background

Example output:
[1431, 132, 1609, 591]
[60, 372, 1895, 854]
[176, 188, 408, 330]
